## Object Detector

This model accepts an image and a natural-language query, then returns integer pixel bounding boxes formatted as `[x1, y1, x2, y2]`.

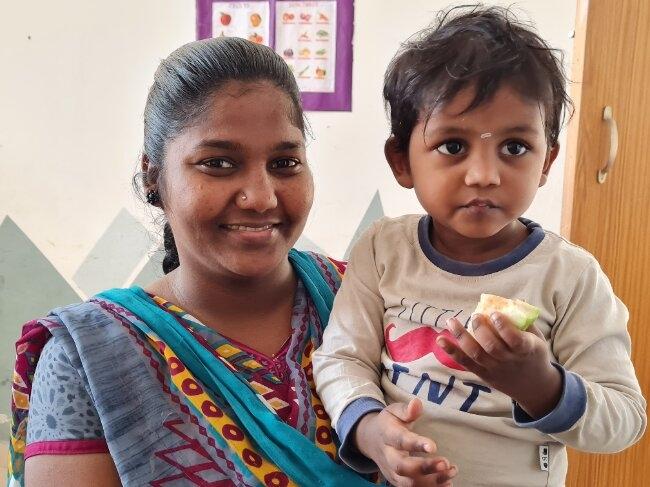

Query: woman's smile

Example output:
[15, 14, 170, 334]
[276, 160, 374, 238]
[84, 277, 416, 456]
[219, 221, 282, 245]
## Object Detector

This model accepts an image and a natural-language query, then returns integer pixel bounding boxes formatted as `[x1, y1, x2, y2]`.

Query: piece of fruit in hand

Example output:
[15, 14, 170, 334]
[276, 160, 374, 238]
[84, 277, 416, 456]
[472, 294, 539, 332]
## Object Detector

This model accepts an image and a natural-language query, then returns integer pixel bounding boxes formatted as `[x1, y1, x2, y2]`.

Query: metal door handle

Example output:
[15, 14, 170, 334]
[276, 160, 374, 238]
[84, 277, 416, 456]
[597, 106, 618, 184]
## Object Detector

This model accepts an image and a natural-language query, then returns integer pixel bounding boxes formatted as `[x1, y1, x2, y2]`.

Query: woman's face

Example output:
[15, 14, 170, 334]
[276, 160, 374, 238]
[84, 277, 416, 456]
[159, 80, 313, 280]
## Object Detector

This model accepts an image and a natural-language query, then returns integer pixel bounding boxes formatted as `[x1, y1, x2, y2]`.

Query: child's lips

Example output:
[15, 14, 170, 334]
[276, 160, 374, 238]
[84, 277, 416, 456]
[464, 198, 497, 208]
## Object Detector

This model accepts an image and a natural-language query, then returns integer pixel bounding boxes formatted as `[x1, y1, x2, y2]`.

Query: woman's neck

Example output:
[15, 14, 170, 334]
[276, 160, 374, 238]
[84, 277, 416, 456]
[431, 219, 529, 264]
[147, 259, 297, 335]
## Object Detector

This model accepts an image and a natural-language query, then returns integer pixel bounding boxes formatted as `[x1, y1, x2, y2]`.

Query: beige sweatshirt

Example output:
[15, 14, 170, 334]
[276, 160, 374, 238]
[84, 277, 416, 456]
[313, 215, 646, 487]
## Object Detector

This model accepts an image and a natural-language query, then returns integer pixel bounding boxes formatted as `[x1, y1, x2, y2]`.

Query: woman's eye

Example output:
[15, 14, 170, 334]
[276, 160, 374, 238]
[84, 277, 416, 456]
[272, 158, 300, 169]
[501, 142, 529, 156]
[436, 141, 466, 156]
[200, 158, 235, 169]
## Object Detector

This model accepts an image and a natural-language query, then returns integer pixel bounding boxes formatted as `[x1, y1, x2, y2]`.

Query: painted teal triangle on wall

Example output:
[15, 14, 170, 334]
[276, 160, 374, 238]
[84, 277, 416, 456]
[344, 191, 385, 260]
[131, 247, 165, 288]
[74, 209, 154, 296]
[295, 235, 325, 255]
[0, 216, 81, 437]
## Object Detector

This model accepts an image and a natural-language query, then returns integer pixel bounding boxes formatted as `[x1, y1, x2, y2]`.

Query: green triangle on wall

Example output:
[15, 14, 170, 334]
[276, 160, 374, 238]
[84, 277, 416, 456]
[344, 191, 385, 260]
[0, 216, 81, 438]
[73, 209, 154, 296]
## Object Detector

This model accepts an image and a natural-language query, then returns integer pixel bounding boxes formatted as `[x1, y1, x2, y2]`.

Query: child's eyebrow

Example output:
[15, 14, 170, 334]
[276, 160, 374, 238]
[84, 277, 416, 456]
[426, 124, 539, 137]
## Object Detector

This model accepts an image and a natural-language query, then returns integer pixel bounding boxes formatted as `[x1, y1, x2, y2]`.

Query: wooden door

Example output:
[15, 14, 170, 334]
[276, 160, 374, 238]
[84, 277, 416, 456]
[562, 0, 650, 485]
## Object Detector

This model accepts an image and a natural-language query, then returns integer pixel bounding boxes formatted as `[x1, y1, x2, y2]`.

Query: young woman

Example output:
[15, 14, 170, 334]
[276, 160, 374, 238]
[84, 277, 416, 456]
[8, 37, 455, 487]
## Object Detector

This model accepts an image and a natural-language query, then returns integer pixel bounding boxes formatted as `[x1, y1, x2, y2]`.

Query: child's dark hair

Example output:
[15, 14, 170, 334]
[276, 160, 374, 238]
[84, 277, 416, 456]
[384, 5, 573, 151]
[136, 36, 304, 273]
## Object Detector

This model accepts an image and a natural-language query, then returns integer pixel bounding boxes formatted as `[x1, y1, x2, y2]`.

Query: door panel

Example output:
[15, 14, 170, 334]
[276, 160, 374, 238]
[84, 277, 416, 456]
[562, 0, 650, 485]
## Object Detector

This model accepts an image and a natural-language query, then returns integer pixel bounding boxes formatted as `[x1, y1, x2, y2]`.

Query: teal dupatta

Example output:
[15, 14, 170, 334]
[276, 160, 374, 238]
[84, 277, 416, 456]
[98, 249, 374, 487]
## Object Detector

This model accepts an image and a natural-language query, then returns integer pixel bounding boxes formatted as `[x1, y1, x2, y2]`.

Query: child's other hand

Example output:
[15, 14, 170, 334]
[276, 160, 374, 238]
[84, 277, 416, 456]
[437, 313, 562, 419]
[354, 398, 458, 486]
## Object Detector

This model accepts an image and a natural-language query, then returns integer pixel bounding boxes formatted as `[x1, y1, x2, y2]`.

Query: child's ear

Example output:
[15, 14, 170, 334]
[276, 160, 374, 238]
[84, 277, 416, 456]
[539, 143, 560, 187]
[385, 136, 414, 189]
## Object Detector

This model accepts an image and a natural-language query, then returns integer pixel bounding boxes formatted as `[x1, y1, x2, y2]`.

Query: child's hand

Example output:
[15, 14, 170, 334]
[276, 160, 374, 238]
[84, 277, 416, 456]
[437, 313, 562, 419]
[354, 398, 458, 486]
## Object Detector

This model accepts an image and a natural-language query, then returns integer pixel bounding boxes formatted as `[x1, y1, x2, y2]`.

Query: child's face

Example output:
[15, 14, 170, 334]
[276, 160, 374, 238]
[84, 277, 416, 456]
[159, 80, 313, 279]
[386, 84, 559, 241]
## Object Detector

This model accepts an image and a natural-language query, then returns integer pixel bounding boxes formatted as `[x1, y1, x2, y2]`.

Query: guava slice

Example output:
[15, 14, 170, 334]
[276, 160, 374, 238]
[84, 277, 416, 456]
[473, 294, 539, 331]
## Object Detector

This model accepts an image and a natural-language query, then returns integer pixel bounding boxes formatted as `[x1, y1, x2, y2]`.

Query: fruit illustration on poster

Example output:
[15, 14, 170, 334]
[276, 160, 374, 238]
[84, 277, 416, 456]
[315, 67, 326, 79]
[283, 48, 294, 58]
[220, 12, 232, 26]
[248, 33, 264, 44]
[316, 30, 329, 39]
[300, 13, 312, 22]
[315, 48, 327, 57]
[299, 48, 311, 58]
[250, 13, 262, 27]
[318, 12, 329, 22]
[283, 12, 295, 22]
[298, 31, 310, 41]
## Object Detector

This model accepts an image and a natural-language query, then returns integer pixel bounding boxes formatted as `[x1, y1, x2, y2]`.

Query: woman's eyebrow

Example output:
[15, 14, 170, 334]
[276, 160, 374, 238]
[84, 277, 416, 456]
[195, 139, 243, 151]
[272, 140, 305, 151]
[193, 140, 304, 151]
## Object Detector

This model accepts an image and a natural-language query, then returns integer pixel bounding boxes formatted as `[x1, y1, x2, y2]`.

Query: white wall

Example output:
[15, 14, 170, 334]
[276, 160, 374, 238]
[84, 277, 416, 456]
[0, 0, 576, 279]
[0, 0, 577, 464]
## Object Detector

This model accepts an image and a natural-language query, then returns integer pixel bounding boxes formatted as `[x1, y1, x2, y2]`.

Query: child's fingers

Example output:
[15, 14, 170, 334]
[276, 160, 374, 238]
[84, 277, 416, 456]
[385, 398, 424, 424]
[385, 453, 455, 487]
[392, 455, 448, 478]
[488, 312, 525, 350]
[490, 312, 541, 353]
[470, 314, 510, 359]
[391, 465, 458, 487]
[442, 318, 495, 369]
[526, 323, 546, 340]
[432, 464, 458, 485]
[384, 426, 437, 454]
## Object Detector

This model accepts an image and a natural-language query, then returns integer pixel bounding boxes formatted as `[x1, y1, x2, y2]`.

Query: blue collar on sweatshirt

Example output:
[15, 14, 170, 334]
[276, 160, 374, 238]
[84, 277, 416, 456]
[417, 215, 545, 276]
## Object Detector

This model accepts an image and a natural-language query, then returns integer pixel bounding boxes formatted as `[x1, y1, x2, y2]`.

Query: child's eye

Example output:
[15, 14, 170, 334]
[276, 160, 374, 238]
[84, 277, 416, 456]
[500, 141, 529, 156]
[271, 158, 301, 170]
[436, 141, 466, 156]
[200, 158, 236, 169]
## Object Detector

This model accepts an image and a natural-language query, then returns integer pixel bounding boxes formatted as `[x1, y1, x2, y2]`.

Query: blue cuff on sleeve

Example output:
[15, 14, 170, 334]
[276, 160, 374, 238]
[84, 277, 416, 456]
[513, 363, 587, 434]
[336, 397, 385, 473]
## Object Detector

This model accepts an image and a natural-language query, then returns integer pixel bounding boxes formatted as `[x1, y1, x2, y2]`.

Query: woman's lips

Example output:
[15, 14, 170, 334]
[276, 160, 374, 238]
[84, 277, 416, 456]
[222, 223, 276, 232]
[220, 222, 282, 244]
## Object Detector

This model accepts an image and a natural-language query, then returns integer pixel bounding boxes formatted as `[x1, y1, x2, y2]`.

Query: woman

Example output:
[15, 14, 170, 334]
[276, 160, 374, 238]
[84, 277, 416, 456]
[8, 37, 454, 487]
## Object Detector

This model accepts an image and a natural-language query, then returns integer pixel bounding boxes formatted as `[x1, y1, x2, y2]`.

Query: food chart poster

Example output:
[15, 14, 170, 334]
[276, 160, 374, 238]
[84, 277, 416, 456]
[196, 0, 354, 111]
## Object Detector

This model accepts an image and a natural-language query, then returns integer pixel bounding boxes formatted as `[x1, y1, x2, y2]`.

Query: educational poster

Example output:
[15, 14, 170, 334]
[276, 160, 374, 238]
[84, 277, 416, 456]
[212, 1, 271, 46]
[275, 1, 337, 93]
[196, 0, 354, 111]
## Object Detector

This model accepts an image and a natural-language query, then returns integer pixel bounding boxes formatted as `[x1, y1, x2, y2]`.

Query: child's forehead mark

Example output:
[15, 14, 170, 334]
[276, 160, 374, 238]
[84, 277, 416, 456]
[480, 132, 492, 139]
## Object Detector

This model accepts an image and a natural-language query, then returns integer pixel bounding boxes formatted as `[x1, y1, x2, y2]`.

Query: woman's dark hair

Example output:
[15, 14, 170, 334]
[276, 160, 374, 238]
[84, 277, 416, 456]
[384, 5, 573, 151]
[137, 36, 305, 273]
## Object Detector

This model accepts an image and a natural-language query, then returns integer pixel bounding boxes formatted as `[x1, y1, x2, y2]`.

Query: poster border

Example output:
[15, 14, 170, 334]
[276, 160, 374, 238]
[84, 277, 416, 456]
[196, 0, 353, 111]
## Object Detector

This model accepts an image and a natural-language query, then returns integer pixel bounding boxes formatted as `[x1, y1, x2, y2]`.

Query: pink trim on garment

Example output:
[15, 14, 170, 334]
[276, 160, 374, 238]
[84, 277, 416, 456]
[24, 439, 109, 459]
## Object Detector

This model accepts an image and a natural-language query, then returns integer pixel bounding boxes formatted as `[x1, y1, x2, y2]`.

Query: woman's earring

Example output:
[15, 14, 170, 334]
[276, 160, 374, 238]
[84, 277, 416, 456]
[146, 189, 160, 205]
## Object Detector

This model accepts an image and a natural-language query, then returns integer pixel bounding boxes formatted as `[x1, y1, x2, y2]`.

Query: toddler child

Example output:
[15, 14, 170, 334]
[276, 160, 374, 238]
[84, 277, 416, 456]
[313, 6, 646, 487]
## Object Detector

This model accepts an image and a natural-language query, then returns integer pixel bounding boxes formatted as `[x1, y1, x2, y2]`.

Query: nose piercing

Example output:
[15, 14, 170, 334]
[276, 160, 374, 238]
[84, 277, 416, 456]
[240, 193, 247, 201]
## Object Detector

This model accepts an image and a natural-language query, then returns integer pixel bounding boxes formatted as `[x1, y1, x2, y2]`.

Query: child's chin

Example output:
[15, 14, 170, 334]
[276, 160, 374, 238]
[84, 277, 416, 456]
[453, 222, 505, 240]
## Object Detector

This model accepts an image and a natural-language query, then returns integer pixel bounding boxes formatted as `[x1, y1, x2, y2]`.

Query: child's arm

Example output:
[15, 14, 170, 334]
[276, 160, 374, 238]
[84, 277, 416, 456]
[439, 257, 646, 452]
[313, 222, 457, 485]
